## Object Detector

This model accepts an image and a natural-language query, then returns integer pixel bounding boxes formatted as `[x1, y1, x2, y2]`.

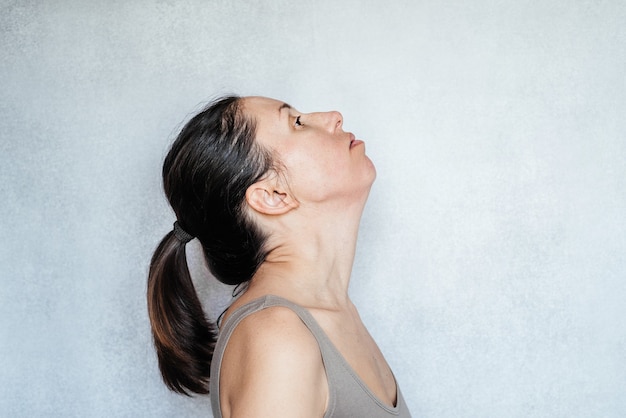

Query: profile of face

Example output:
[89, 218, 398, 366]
[242, 97, 376, 210]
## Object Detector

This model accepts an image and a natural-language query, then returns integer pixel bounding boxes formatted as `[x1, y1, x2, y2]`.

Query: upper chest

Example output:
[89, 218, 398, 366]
[310, 308, 398, 408]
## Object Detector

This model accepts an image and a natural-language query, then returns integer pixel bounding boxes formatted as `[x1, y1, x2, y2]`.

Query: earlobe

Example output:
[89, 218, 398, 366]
[246, 184, 297, 215]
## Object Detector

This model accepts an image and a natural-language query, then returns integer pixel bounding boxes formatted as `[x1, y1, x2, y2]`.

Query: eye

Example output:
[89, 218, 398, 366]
[294, 115, 303, 127]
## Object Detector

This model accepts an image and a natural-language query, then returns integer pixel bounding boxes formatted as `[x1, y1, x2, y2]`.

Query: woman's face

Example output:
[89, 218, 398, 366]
[243, 96, 376, 205]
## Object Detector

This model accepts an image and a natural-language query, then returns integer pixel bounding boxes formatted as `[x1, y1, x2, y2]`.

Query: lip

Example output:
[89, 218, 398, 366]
[349, 133, 363, 149]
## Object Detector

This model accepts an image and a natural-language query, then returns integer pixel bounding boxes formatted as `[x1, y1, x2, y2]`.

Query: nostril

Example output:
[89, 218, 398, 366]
[333, 111, 343, 131]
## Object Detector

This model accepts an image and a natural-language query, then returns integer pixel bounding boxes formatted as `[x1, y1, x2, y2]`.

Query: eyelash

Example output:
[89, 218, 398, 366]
[294, 115, 303, 127]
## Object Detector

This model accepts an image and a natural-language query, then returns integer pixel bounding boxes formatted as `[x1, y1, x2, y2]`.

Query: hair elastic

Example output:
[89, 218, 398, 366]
[173, 221, 194, 244]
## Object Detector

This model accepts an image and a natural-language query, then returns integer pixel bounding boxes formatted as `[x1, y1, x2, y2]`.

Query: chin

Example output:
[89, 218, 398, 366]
[364, 157, 377, 184]
[356, 167, 377, 201]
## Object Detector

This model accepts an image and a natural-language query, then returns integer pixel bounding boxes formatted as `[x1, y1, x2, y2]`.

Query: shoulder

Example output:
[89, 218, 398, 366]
[219, 305, 328, 417]
[229, 305, 321, 363]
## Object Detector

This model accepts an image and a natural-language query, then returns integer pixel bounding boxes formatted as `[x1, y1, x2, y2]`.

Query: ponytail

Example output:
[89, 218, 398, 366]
[147, 95, 274, 395]
[147, 231, 216, 395]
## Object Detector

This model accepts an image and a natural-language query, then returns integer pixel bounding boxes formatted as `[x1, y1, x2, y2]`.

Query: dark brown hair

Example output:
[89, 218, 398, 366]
[147, 96, 274, 395]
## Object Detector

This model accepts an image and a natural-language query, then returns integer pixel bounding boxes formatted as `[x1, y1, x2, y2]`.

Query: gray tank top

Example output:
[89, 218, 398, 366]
[209, 295, 412, 418]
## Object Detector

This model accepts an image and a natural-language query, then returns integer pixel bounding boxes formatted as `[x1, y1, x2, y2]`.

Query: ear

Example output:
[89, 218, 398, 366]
[245, 180, 298, 215]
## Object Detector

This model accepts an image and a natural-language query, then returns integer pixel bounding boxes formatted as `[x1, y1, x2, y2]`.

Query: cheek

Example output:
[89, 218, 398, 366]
[285, 146, 341, 174]
[281, 151, 349, 199]
[288, 155, 336, 186]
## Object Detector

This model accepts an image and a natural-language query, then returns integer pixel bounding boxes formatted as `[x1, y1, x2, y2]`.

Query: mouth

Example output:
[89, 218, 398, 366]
[349, 133, 363, 149]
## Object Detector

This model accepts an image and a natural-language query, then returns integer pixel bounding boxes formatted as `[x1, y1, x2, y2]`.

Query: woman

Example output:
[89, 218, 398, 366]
[148, 95, 411, 417]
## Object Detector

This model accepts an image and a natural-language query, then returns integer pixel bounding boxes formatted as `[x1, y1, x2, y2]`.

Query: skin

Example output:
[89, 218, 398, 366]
[218, 97, 395, 418]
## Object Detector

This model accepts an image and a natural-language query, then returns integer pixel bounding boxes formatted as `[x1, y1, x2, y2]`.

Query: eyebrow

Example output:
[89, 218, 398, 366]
[278, 102, 292, 116]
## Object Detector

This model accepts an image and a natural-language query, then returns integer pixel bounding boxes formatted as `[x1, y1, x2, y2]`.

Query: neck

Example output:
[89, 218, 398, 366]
[248, 200, 365, 310]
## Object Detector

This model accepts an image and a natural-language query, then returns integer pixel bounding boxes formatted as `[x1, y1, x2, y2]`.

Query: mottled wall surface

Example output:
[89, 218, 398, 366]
[1, 0, 625, 416]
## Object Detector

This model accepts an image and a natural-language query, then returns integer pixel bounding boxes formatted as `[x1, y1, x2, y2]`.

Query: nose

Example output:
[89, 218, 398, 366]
[312, 110, 343, 133]
[329, 111, 343, 132]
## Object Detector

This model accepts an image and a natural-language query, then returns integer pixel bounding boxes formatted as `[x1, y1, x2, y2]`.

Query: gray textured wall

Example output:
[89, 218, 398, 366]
[1, 0, 625, 417]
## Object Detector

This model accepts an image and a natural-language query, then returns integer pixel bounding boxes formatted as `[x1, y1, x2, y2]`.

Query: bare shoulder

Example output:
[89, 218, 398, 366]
[219, 306, 328, 418]
[226, 306, 322, 365]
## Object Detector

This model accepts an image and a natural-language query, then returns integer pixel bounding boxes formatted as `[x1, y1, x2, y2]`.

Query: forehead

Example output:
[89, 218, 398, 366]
[242, 96, 287, 119]
[241, 97, 294, 149]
